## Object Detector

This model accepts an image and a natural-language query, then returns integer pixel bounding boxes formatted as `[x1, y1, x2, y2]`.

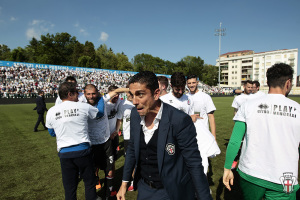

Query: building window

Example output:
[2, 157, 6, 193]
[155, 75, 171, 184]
[266, 62, 271, 66]
[235, 71, 237, 74]
[266, 56, 271, 60]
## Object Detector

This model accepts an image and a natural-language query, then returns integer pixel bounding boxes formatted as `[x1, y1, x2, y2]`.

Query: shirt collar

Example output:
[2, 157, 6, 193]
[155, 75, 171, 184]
[140, 101, 163, 126]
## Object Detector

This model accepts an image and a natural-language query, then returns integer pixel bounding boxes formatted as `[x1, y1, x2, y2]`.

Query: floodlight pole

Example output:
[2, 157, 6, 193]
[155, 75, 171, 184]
[215, 22, 226, 87]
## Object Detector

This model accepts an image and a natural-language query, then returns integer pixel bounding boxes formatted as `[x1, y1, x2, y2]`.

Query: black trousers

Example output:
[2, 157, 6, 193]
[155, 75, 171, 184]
[34, 113, 46, 131]
[59, 154, 97, 200]
[137, 179, 170, 200]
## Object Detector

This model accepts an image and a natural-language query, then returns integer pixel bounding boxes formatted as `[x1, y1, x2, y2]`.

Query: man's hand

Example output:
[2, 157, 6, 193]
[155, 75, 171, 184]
[116, 182, 128, 200]
[110, 130, 118, 139]
[223, 168, 234, 191]
[190, 114, 203, 122]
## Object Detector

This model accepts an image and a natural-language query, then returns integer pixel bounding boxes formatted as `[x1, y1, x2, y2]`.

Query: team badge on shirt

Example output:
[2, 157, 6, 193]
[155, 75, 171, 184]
[280, 172, 296, 193]
[165, 143, 175, 155]
[187, 99, 191, 105]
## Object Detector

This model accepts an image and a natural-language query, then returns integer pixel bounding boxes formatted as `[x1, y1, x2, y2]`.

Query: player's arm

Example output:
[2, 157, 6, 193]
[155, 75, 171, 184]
[233, 108, 238, 116]
[108, 88, 129, 99]
[96, 96, 105, 118]
[223, 121, 246, 191]
[208, 112, 216, 139]
[48, 128, 56, 137]
[111, 119, 122, 139]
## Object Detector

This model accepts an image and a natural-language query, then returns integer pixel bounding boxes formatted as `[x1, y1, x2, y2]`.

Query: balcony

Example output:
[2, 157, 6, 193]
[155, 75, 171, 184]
[288, 57, 295, 60]
[221, 70, 228, 73]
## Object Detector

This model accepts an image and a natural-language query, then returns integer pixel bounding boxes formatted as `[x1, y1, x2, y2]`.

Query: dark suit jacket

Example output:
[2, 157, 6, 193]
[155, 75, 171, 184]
[123, 102, 212, 200]
[34, 95, 48, 114]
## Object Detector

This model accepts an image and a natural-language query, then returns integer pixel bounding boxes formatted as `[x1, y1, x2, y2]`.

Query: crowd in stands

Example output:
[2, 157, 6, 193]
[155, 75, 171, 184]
[0, 64, 231, 98]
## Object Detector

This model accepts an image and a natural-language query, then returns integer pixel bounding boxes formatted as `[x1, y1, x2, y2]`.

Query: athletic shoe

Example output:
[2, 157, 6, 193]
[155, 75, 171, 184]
[110, 191, 117, 196]
[96, 183, 102, 190]
[118, 130, 122, 136]
[96, 176, 101, 189]
[117, 146, 120, 151]
[128, 185, 134, 191]
[231, 161, 238, 169]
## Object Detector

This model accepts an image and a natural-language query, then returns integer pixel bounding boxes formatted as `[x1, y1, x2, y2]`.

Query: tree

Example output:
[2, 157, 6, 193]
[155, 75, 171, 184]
[0, 44, 11, 60]
[78, 56, 92, 68]
[9, 47, 27, 62]
[116, 53, 133, 71]
[96, 44, 118, 69]
[71, 42, 84, 66]
[178, 56, 204, 79]
[202, 64, 218, 86]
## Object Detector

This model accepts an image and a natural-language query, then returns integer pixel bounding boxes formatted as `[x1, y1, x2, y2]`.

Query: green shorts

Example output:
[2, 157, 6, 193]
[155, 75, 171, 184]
[240, 177, 297, 200]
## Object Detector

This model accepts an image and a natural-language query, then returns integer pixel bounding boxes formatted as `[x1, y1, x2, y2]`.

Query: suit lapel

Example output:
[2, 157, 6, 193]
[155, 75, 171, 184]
[132, 111, 141, 162]
[157, 103, 170, 174]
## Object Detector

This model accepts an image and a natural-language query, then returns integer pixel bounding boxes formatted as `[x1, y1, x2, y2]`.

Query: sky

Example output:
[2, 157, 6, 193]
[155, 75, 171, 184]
[0, 0, 300, 74]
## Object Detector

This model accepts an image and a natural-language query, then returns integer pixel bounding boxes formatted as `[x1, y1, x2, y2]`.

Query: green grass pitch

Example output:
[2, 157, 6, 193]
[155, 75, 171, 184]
[0, 96, 299, 200]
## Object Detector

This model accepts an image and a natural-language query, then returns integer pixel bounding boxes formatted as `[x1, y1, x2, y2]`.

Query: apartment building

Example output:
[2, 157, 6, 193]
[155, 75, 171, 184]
[216, 48, 298, 88]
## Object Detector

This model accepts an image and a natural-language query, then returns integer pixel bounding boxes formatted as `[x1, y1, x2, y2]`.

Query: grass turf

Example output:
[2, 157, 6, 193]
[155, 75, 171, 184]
[0, 96, 299, 199]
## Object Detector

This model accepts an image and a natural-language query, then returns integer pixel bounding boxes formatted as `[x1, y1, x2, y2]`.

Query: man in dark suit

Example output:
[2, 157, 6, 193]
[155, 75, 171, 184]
[116, 71, 212, 200]
[34, 90, 48, 132]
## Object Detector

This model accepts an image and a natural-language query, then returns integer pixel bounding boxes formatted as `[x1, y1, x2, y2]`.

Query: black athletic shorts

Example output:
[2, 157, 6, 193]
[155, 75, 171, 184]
[91, 139, 114, 172]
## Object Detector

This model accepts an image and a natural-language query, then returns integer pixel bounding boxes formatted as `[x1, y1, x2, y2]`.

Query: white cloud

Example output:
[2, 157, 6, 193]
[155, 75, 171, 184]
[10, 17, 17, 21]
[79, 28, 89, 36]
[26, 28, 40, 40]
[26, 19, 55, 40]
[74, 23, 89, 36]
[99, 32, 109, 42]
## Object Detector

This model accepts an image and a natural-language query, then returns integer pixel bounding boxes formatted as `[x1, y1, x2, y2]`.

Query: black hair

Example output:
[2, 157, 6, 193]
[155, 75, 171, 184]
[244, 80, 253, 85]
[267, 63, 293, 89]
[157, 76, 169, 88]
[65, 76, 77, 83]
[128, 71, 159, 94]
[59, 82, 77, 100]
[108, 85, 119, 92]
[252, 80, 260, 87]
[186, 74, 198, 81]
[171, 72, 186, 87]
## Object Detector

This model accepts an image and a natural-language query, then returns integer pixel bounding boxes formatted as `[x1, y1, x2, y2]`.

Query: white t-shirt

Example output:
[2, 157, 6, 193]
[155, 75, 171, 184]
[55, 92, 87, 105]
[160, 93, 194, 115]
[118, 100, 135, 140]
[248, 91, 266, 100]
[187, 91, 216, 129]
[103, 94, 123, 134]
[46, 101, 98, 152]
[231, 93, 250, 110]
[234, 94, 300, 185]
[87, 103, 110, 145]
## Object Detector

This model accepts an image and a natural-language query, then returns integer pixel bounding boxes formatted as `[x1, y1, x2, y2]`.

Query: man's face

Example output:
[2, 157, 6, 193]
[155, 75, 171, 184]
[252, 84, 259, 94]
[244, 83, 252, 94]
[187, 78, 198, 93]
[129, 82, 159, 116]
[172, 85, 185, 98]
[84, 87, 99, 106]
[158, 81, 165, 94]
[110, 93, 119, 104]
[69, 91, 79, 102]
